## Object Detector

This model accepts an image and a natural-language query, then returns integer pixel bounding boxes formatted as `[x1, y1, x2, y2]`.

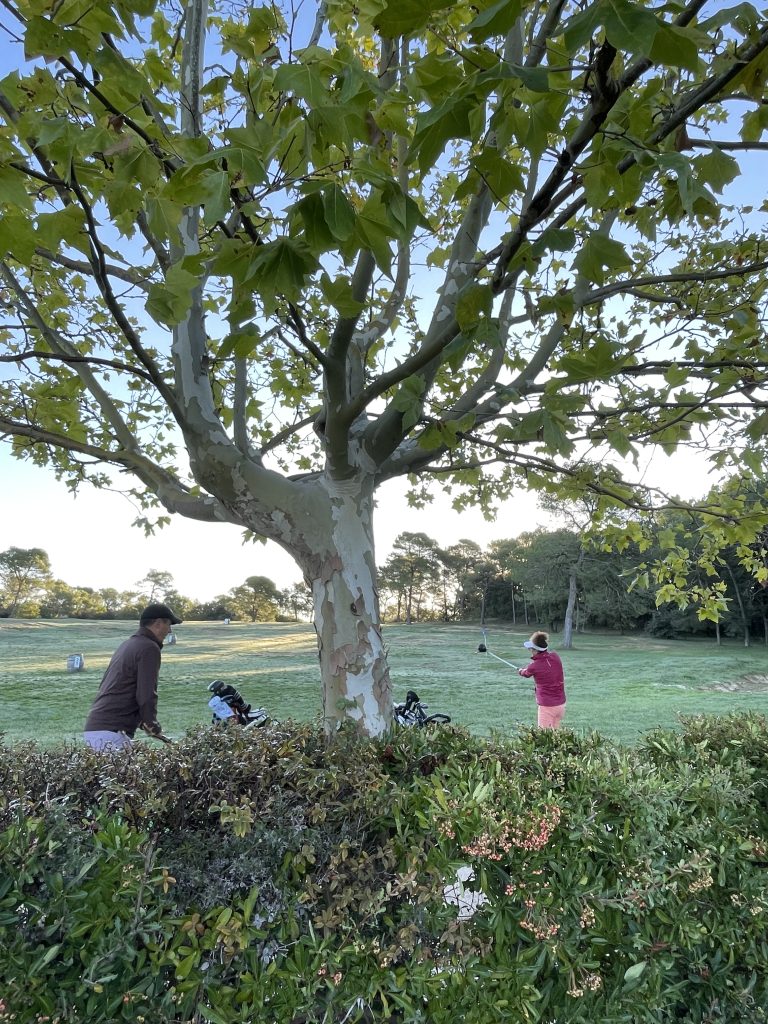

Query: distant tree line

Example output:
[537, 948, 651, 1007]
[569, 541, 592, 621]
[0, 551, 313, 624]
[3, 497, 767, 645]
[378, 519, 768, 647]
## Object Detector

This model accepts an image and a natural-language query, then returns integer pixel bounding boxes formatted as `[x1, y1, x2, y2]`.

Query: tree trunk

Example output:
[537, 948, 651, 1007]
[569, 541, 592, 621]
[287, 478, 392, 737]
[724, 562, 750, 647]
[562, 549, 585, 650]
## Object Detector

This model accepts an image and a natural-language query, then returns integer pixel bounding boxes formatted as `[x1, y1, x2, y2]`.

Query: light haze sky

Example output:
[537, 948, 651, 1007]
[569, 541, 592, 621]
[1, 445, 711, 600]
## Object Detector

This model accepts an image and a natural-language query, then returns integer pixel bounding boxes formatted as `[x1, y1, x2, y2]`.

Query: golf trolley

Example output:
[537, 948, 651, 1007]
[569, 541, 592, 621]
[393, 689, 451, 728]
[207, 680, 269, 729]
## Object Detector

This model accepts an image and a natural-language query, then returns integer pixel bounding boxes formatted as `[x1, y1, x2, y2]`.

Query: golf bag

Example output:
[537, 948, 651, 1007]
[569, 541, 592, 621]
[207, 679, 269, 729]
[393, 689, 451, 728]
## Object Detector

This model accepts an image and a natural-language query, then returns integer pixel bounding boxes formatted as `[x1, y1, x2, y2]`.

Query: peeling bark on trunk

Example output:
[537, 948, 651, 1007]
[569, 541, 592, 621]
[290, 477, 391, 738]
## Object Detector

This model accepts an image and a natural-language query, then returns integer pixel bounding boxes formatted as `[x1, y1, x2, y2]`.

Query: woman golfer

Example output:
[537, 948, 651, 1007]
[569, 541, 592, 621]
[518, 631, 566, 729]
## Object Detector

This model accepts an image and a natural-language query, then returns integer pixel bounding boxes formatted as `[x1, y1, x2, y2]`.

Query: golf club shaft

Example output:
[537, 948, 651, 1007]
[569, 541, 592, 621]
[485, 649, 520, 670]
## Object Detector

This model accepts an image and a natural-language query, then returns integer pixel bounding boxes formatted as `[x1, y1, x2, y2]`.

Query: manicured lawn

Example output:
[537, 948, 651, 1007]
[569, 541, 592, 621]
[1, 619, 766, 746]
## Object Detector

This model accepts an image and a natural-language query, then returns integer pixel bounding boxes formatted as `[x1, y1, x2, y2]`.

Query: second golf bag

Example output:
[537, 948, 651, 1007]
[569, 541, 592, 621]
[207, 679, 269, 729]
[393, 689, 451, 727]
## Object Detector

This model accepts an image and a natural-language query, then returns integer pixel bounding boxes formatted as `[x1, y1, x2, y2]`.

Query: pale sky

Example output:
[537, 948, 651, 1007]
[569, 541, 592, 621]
[0, 446, 548, 597]
[1, 444, 713, 600]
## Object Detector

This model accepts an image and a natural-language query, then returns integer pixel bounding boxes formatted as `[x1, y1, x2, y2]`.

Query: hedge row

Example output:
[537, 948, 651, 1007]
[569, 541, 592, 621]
[0, 713, 767, 1023]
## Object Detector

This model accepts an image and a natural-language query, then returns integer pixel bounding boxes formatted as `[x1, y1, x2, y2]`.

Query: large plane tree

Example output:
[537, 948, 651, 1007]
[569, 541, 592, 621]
[1, 0, 767, 733]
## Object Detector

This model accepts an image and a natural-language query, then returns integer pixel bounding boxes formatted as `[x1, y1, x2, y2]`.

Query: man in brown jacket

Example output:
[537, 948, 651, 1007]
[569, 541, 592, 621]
[83, 603, 181, 751]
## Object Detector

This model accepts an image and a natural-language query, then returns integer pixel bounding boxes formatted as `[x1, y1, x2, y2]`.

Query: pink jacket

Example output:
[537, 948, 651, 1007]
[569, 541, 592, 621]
[519, 650, 566, 707]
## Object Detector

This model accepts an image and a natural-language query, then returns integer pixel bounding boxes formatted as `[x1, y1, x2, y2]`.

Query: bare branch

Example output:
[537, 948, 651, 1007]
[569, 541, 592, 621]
[0, 415, 238, 523]
[687, 137, 768, 151]
[34, 248, 152, 292]
[67, 173, 181, 415]
[0, 349, 156, 383]
[584, 259, 768, 307]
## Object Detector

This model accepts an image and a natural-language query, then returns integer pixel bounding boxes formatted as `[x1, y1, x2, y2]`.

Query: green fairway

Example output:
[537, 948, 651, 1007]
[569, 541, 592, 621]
[1, 619, 766, 746]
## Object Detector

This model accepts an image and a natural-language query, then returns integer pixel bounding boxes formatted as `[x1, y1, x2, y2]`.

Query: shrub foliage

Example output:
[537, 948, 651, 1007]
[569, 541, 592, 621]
[1, 715, 767, 1023]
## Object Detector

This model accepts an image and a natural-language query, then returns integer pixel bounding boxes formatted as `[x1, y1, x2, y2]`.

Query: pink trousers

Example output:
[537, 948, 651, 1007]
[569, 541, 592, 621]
[537, 703, 566, 729]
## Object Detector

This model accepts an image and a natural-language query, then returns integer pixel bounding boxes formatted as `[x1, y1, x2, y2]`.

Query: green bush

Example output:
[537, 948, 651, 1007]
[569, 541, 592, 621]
[0, 717, 767, 1022]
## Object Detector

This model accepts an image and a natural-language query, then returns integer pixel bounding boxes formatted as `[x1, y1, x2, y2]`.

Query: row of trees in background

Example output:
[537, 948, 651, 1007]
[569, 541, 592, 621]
[3, 506, 768, 644]
[378, 521, 768, 647]
[0, 550, 313, 624]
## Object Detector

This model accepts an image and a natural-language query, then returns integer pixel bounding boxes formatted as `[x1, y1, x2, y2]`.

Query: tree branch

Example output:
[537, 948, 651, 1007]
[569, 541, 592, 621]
[0, 260, 145, 451]
[0, 415, 238, 523]
[687, 137, 768, 151]
[584, 259, 768, 307]
[67, 172, 181, 416]
[0, 349, 157, 383]
[34, 247, 151, 292]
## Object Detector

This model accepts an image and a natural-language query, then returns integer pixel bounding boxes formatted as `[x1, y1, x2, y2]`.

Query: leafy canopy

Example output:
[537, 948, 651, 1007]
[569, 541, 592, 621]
[0, 0, 767, 610]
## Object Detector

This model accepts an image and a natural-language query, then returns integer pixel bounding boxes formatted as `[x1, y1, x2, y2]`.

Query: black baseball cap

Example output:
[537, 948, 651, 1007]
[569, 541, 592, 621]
[140, 602, 182, 625]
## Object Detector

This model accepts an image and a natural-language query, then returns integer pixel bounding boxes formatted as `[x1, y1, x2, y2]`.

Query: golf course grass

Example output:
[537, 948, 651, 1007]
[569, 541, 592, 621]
[1, 618, 766, 746]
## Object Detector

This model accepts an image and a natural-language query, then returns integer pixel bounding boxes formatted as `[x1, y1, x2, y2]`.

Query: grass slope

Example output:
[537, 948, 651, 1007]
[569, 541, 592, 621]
[1, 619, 766, 746]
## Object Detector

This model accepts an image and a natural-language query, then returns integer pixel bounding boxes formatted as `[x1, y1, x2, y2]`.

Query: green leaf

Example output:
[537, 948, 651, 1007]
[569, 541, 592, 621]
[374, 0, 454, 37]
[408, 93, 478, 175]
[198, 1005, 230, 1024]
[411, 51, 465, 102]
[604, 1, 660, 55]
[145, 196, 182, 242]
[382, 185, 432, 238]
[221, 130, 269, 185]
[24, 15, 90, 59]
[573, 232, 632, 285]
[392, 374, 426, 431]
[563, 3, 603, 54]
[0, 165, 32, 211]
[648, 24, 701, 72]
[467, 0, 524, 43]
[295, 192, 337, 254]
[693, 147, 739, 194]
[320, 273, 365, 317]
[505, 64, 550, 93]
[273, 63, 329, 107]
[472, 150, 525, 199]
[456, 283, 492, 332]
[664, 364, 689, 387]
[557, 337, 627, 382]
[623, 961, 647, 985]
[322, 185, 356, 241]
[146, 262, 199, 326]
[355, 197, 395, 275]
[657, 528, 677, 550]
[247, 238, 316, 311]
[0, 211, 36, 262]
[200, 170, 231, 226]
[218, 324, 261, 359]
[175, 952, 198, 981]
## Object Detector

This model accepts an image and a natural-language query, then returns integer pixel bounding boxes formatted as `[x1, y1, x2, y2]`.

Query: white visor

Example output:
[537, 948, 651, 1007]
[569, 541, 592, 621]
[523, 640, 547, 651]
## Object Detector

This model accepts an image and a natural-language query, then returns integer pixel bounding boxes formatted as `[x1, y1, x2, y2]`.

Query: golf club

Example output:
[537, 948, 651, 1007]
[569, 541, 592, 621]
[477, 630, 520, 671]
[139, 722, 175, 745]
